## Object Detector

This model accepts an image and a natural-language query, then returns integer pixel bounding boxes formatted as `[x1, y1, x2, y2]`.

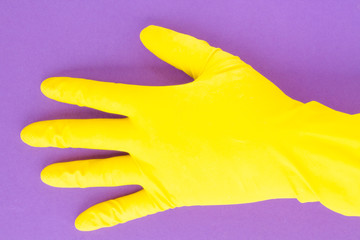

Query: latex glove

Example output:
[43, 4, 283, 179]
[21, 25, 360, 231]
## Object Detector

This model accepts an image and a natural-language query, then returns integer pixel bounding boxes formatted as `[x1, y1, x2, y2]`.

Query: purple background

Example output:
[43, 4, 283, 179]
[1, 0, 360, 239]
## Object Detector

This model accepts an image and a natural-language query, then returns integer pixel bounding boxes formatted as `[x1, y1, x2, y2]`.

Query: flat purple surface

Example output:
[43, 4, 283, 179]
[1, 0, 360, 239]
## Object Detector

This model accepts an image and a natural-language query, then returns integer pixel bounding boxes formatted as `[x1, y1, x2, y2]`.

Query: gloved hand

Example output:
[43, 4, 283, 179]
[21, 25, 360, 231]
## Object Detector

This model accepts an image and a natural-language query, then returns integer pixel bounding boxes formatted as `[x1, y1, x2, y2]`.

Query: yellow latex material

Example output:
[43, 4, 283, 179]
[21, 25, 360, 231]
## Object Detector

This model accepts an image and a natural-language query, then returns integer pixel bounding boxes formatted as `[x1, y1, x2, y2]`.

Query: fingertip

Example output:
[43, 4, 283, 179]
[41, 163, 78, 188]
[40, 165, 54, 186]
[41, 77, 76, 98]
[75, 212, 100, 231]
[40, 77, 62, 97]
[140, 25, 156, 39]
[20, 121, 52, 147]
[75, 214, 88, 231]
[140, 25, 167, 45]
[20, 125, 30, 144]
[41, 77, 54, 93]
[141, 24, 157, 32]
[20, 123, 39, 147]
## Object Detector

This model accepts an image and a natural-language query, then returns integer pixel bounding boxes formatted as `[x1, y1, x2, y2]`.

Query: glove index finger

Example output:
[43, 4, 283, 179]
[41, 77, 151, 117]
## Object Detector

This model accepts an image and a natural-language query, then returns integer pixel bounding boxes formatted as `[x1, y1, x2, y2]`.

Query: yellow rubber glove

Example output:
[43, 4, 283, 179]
[21, 25, 360, 231]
